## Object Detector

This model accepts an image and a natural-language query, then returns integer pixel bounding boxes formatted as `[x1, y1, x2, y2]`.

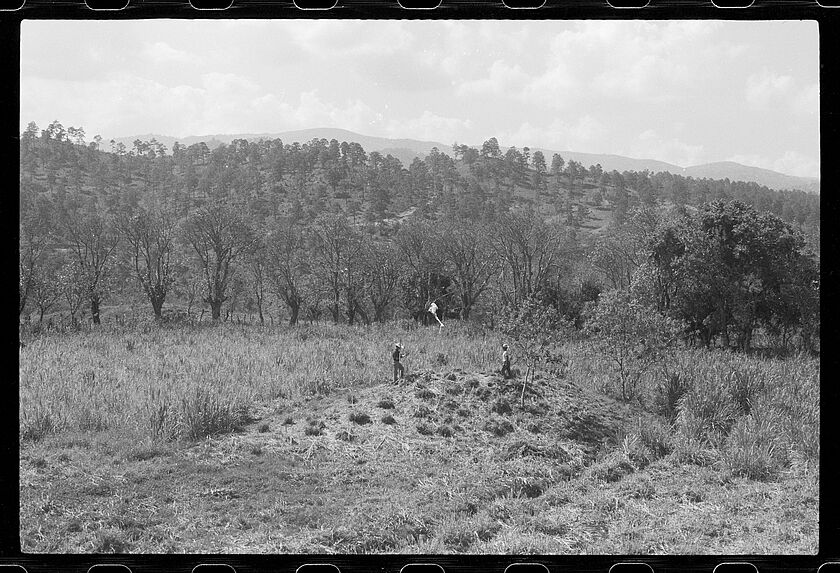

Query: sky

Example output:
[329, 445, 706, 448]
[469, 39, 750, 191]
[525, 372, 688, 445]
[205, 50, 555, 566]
[20, 19, 819, 177]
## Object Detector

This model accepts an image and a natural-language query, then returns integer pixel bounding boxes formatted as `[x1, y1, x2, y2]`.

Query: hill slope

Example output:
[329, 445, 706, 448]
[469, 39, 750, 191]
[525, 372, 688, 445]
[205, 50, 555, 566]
[112, 128, 819, 193]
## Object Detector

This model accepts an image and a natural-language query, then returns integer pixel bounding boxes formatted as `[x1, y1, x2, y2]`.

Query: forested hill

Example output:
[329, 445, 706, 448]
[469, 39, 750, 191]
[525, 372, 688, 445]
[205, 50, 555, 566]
[20, 124, 820, 245]
[110, 128, 820, 195]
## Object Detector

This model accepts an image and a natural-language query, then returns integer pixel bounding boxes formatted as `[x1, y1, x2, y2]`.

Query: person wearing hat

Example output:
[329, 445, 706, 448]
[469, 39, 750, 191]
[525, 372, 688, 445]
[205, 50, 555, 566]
[501, 343, 512, 379]
[392, 343, 405, 382]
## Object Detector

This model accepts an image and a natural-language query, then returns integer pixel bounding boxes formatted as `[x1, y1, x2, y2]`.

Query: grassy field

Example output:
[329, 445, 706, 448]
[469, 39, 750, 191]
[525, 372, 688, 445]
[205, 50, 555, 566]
[19, 321, 819, 553]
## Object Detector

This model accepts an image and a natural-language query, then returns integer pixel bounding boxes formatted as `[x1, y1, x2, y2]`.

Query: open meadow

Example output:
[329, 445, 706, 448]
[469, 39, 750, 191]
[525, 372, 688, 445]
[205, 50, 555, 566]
[19, 320, 819, 554]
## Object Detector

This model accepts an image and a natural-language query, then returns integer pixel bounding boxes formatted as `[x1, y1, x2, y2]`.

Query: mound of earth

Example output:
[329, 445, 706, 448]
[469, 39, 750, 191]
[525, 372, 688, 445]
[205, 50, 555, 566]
[237, 368, 654, 466]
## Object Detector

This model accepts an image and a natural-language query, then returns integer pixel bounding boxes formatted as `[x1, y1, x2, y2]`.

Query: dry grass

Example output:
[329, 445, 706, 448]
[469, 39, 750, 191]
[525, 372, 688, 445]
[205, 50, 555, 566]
[19, 320, 819, 554]
[19, 321, 502, 444]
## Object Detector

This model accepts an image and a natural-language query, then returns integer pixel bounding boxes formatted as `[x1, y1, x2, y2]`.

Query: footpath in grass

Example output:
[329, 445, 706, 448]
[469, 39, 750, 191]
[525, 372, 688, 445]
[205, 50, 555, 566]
[19, 367, 818, 554]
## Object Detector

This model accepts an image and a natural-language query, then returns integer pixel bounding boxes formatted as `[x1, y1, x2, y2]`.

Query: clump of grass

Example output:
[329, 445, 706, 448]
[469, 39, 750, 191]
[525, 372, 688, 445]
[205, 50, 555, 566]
[282, 417, 294, 426]
[416, 423, 434, 435]
[124, 442, 167, 462]
[435, 352, 448, 366]
[381, 415, 396, 425]
[20, 407, 58, 443]
[491, 398, 512, 415]
[725, 410, 780, 480]
[415, 388, 436, 400]
[349, 412, 371, 425]
[249, 444, 264, 456]
[436, 425, 454, 438]
[304, 420, 325, 436]
[180, 387, 249, 441]
[337, 429, 356, 442]
[444, 382, 463, 395]
[377, 398, 395, 409]
[484, 417, 514, 437]
[258, 422, 270, 433]
[414, 405, 432, 419]
[94, 530, 131, 553]
[589, 451, 636, 483]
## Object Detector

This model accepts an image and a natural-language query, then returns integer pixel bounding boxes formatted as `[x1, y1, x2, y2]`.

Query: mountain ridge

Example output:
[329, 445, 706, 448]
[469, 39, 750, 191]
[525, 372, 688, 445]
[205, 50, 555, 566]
[111, 128, 819, 194]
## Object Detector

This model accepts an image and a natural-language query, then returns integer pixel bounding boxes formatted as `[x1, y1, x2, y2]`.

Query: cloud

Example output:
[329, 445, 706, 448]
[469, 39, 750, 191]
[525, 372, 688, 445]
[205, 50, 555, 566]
[625, 129, 705, 167]
[20, 74, 381, 139]
[457, 60, 531, 97]
[385, 111, 472, 143]
[141, 41, 201, 66]
[497, 116, 608, 153]
[745, 70, 817, 117]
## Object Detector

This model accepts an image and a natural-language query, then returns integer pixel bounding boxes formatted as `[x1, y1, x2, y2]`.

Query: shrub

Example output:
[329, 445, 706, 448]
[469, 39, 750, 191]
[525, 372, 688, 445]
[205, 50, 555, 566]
[20, 407, 58, 443]
[725, 409, 781, 480]
[653, 371, 689, 422]
[584, 289, 683, 402]
[180, 386, 249, 441]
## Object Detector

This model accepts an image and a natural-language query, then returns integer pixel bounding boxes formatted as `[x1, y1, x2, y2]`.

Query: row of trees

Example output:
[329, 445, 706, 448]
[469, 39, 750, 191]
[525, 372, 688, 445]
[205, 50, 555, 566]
[20, 188, 819, 354]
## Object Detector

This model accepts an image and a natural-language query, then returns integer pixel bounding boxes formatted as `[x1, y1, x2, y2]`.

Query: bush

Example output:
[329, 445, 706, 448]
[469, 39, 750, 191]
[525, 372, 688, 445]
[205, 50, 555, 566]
[584, 289, 683, 402]
[180, 386, 249, 440]
[725, 411, 780, 480]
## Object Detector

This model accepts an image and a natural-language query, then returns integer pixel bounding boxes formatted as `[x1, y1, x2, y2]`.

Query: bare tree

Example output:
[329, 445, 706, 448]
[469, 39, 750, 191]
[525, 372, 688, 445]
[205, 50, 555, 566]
[19, 221, 50, 318]
[267, 216, 309, 326]
[182, 202, 255, 321]
[310, 214, 365, 324]
[494, 208, 566, 306]
[30, 254, 62, 323]
[246, 234, 269, 325]
[395, 217, 448, 321]
[60, 209, 120, 325]
[117, 208, 177, 319]
[439, 218, 498, 320]
[360, 238, 402, 323]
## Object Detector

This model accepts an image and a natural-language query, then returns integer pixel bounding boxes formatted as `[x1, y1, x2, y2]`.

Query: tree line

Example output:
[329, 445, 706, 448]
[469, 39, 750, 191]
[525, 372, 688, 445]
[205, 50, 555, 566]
[19, 121, 820, 352]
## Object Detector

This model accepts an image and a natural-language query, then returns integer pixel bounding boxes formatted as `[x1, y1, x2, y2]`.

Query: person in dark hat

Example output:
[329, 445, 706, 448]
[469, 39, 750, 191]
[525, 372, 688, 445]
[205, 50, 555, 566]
[392, 342, 405, 382]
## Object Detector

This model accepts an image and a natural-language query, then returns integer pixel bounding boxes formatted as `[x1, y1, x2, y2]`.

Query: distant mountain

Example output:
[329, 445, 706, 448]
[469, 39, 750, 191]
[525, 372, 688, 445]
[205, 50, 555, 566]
[113, 128, 819, 194]
[681, 161, 820, 195]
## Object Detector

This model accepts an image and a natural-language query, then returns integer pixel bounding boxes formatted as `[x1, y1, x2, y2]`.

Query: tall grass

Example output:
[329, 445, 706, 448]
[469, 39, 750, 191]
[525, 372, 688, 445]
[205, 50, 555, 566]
[19, 321, 502, 443]
[20, 320, 819, 479]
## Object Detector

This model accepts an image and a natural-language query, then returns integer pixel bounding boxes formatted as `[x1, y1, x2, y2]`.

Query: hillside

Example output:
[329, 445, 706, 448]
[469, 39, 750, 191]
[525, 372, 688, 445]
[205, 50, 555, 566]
[19, 128, 821, 255]
[111, 128, 820, 194]
[682, 161, 820, 195]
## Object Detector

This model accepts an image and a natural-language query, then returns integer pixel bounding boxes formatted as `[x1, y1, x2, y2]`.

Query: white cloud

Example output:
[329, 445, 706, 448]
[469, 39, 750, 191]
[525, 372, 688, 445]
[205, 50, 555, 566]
[745, 70, 817, 117]
[498, 116, 608, 152]
[141, 41, 201, 65]
[385, 111, 472, 143]
[457, 60, 531, 97]
[625, 129, 705, 167]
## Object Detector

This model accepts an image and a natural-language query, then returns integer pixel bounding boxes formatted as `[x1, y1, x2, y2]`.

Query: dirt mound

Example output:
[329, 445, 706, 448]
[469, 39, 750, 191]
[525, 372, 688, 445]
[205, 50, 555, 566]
[241, 367, 653, 465]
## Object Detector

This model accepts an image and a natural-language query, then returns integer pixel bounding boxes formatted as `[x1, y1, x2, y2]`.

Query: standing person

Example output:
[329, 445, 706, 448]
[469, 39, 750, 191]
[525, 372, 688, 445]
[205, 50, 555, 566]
[501, 343, 512, 379]
[392, 342, 405, 382]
